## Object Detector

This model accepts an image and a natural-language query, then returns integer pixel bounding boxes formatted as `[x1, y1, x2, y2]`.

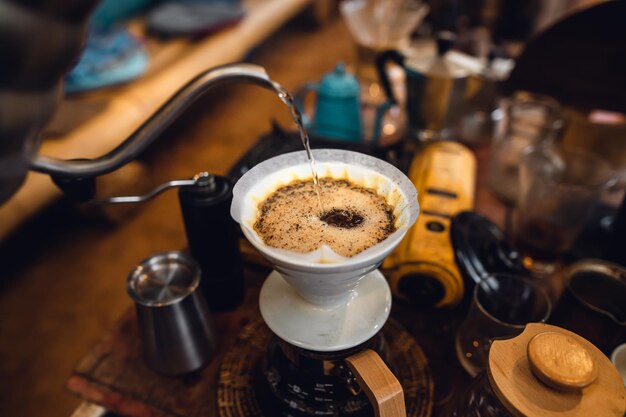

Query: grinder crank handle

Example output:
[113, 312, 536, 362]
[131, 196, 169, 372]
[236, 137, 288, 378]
[346, 349, 406, 417]
[88, 172, 213, 204]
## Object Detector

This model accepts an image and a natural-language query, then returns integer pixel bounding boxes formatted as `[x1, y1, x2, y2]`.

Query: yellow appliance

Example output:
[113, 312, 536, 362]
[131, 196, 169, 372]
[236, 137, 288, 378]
[383, 141, 476, 307]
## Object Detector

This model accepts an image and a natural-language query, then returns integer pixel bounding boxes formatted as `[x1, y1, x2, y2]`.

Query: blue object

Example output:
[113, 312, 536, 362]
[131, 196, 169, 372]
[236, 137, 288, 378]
[295, 63, 390, 143]
[91, 0, 154, 30]
[64, 28, 149, 93]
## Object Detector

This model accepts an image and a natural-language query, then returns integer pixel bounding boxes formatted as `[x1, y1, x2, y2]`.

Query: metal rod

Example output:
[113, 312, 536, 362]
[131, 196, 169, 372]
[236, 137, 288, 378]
[90, 179, 197, 204]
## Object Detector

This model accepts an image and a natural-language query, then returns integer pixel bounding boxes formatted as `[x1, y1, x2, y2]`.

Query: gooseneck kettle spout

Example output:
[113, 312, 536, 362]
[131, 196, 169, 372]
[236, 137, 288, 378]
[30, 63, 279, 179]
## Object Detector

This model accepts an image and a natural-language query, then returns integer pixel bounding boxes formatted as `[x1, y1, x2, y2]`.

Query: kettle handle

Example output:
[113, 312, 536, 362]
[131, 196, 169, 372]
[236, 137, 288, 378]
[375, 50, 406, 106]
[293, 82, 319, 128]
[346, 349, 406, 417]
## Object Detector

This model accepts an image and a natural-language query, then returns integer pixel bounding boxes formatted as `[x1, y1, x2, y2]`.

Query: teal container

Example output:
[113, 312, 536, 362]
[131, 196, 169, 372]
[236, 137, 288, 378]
[296, 63, 363, 142]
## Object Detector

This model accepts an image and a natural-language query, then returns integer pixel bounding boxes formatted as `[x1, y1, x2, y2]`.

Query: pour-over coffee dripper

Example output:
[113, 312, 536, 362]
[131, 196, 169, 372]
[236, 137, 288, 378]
[231, 149, 418, 416]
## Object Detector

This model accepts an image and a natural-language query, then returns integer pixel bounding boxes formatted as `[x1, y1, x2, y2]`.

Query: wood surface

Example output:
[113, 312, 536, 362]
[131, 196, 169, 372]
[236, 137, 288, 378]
[488, 323, 626, 417]
[527, 331, 597, 390]
[346, 349, 407, 417]
[0, 0, 314, 241]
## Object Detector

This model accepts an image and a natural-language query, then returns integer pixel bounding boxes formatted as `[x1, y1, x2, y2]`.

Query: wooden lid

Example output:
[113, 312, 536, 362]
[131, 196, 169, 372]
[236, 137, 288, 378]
[527, 332, 597, 390]
[488, 323, 626, 417]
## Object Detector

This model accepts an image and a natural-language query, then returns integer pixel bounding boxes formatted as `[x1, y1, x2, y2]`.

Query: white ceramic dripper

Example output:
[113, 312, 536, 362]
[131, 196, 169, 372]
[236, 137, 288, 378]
[231, 149, 418, 352]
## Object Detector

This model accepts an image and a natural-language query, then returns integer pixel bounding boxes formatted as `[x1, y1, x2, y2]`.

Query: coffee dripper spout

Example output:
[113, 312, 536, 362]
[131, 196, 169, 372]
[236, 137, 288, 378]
[30, 63, 283, 181]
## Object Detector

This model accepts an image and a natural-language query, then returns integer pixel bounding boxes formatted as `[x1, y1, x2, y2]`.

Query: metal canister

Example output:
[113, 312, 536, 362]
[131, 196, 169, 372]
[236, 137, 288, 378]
[377, 34, 485, 141]
[128, 251, 217, 375]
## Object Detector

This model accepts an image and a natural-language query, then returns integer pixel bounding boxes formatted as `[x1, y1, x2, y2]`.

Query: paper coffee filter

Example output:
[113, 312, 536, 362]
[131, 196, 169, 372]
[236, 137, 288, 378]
[231, 149, 418, 266]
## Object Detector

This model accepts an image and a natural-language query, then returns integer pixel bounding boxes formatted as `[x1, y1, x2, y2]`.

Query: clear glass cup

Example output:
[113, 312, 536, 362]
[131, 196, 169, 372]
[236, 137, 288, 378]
[514, 143, 615, 275]
[455, 274, 551, 377]
[488, 92, 564, 205]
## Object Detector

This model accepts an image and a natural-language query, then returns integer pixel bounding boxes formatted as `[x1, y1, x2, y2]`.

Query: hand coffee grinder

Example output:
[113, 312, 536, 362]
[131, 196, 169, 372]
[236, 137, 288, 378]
[230, 149, 420, 417]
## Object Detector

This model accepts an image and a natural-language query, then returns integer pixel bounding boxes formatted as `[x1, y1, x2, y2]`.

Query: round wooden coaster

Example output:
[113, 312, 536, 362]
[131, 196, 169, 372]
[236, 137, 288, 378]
[217, 317, 434, 417]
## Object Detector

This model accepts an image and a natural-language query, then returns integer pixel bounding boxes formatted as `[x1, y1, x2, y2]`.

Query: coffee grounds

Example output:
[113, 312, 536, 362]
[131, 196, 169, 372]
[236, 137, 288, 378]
[320, 209, 364, 228]
[253, 178, 396, 257]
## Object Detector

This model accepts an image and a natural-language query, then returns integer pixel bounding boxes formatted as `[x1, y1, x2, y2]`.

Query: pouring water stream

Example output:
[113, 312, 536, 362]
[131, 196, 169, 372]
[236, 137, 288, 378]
[273, 81, 324, 214]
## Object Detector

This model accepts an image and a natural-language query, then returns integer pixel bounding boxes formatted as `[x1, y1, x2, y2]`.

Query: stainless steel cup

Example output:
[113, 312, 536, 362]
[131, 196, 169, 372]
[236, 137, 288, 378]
[127, 251, 217, 375]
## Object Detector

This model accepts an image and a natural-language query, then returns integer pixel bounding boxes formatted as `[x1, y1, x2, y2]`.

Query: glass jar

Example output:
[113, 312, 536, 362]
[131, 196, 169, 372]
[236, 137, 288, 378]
[443, 323, 625, 417]
[261, 334, 391, 416]
[455, 274, 551, 377]
[488, 92, 564, 205]
[443, 371, 512, 417]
